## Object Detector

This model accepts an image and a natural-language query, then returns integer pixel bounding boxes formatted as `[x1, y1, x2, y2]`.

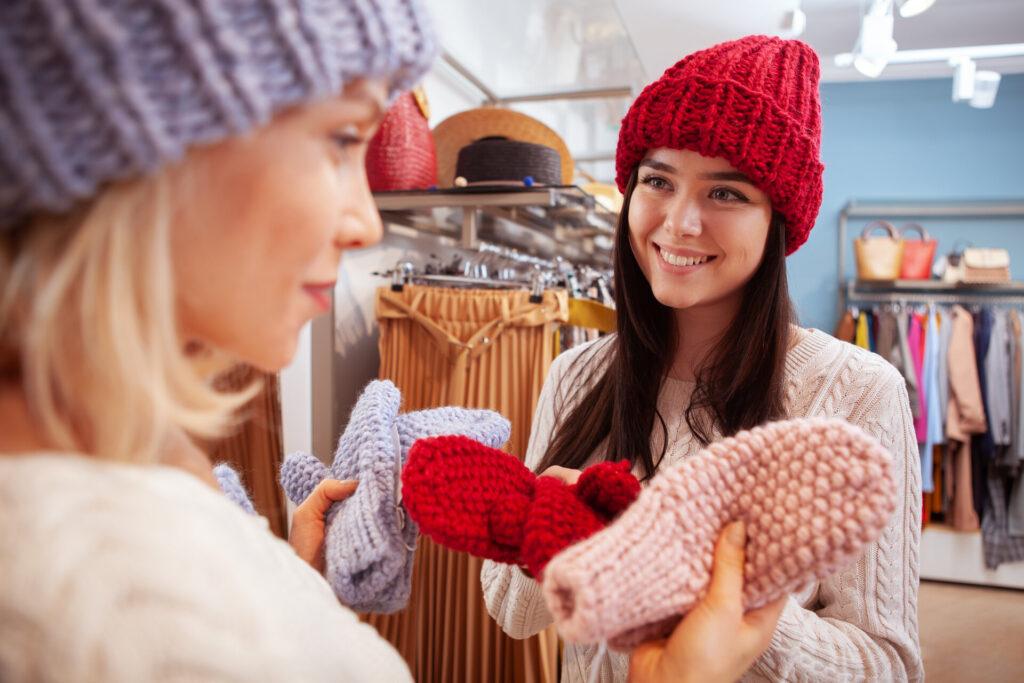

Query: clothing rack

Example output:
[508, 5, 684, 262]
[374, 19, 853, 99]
[845, 281, 1024, 307]
[378, 238, 613, 305]
[836, 198, 1024, 590]
[375, 187, 615, 268]
[387, 260, 549, 302]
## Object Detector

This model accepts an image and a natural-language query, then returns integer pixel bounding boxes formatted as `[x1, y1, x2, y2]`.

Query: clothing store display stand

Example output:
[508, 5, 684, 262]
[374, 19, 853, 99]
[838, 199, 1024, 316]
[375, 186, 616, 266]
[838, 198, 1024, 590]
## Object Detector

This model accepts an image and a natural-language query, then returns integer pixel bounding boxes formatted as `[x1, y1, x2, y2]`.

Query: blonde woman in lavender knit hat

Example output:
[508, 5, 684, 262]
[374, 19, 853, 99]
[0, 0, 441, 680]
[482, 36, 923, 683]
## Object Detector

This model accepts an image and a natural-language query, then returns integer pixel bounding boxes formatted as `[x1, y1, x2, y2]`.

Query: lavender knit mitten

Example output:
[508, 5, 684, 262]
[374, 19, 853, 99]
[280, 380, 511, 613]
[213, 463, 256, 515]
[541, 417, 898, 649]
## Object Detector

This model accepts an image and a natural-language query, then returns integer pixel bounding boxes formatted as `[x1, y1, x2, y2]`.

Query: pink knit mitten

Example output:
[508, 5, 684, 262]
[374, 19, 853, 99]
[541, 417, 897, 649]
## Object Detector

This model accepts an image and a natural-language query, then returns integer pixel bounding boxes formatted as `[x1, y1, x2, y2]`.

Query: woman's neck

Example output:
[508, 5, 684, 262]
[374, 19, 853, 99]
[0, 384, 219, 491]
[669, 298, 741, 381]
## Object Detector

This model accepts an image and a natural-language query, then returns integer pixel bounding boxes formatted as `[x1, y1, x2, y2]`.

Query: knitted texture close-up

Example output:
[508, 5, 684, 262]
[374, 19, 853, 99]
[402, 435, 641, 578]
[0, 0, 437, 227]
[279, 380, 510, 613]
[541, 417, 897, 650]
[212, 462, 255, 515]
[614, 35, 824, 255]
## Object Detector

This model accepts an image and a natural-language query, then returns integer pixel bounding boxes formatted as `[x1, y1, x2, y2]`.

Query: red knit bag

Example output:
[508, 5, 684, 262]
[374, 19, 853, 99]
[365, 88, 437, 192]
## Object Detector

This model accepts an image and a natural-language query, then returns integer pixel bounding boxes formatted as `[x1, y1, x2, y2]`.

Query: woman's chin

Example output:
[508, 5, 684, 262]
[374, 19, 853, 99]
[652, 290, 702, 311]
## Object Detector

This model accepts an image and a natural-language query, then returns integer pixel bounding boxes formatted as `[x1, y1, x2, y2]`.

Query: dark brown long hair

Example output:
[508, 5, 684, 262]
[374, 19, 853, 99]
[536, 170, 794, 481]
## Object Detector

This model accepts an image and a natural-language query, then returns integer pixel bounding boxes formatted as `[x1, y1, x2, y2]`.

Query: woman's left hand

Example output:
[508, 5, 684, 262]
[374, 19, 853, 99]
[628, 521, 787, 683]
[289, 479, 359, 574]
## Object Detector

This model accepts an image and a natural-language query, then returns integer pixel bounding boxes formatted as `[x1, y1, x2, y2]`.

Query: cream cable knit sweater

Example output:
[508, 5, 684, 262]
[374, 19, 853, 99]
[0, 455, 411, 682]
[481, 329, 923, 683]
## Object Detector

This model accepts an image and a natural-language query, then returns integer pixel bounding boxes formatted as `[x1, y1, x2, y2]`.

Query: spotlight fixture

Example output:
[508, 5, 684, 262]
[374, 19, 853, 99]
[896, 0, 937, 18]
[970, 71, 1001, 109]
[951, 56, 976, 102]
[853, 0, 897, 78]
[834, 43, 1020, 108]
[780, 3, 807, 38]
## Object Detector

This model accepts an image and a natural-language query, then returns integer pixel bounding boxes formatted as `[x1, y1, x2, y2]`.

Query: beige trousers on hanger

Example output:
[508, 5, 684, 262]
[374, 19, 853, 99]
[368, 284, 568, 683]
[205, 366, 288, 538]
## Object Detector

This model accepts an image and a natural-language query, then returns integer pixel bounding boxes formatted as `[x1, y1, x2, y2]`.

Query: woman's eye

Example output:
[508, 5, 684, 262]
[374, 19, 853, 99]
[710, 187, 748, 202]
[331, 132, 365, 149]
[640, 175, 671, 191]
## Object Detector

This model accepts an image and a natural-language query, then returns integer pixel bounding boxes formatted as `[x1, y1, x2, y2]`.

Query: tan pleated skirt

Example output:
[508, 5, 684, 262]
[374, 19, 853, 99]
[368, 284, 568, 683]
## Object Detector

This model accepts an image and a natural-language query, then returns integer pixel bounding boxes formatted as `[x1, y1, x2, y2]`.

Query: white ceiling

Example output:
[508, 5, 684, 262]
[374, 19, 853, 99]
[614, 0, 1024, 83]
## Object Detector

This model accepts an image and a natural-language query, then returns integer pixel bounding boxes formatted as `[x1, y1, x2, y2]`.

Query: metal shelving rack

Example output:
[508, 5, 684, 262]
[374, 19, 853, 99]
[838, 199, 1024, 316]
[838, 198, 1024, 589]
[374, 186, 617, 267]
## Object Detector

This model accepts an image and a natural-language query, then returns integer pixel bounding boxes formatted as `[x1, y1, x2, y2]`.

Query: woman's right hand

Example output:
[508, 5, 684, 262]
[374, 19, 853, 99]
[628, 521, 787, 683]
[539, 465, 582, 485]
[289, 479, 359, 574]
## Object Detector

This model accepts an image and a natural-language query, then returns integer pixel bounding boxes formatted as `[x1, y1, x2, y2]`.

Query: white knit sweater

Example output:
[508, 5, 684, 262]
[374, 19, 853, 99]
[481, 329, 924, 683]
[0, 454, 411, 683]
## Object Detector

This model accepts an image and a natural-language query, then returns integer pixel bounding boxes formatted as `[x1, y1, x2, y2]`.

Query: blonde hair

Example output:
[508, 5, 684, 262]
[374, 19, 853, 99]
[0, 170, 255, 462]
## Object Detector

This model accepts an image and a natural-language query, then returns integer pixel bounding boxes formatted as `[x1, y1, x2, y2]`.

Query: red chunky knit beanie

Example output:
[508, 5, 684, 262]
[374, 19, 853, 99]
[615, 35, 824, 255]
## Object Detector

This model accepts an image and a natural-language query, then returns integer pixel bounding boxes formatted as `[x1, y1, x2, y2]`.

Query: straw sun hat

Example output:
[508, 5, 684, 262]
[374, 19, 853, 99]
[432, 108, 574, 187]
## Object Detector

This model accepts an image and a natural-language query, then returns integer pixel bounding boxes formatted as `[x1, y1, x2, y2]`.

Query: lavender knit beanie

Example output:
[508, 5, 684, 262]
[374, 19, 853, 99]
[0, 0, 437, 227]
[280, 380, 511, 613]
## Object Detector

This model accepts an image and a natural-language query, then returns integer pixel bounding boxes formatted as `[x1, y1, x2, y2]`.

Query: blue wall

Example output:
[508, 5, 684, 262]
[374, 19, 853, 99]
[789, 74, 1024, 333]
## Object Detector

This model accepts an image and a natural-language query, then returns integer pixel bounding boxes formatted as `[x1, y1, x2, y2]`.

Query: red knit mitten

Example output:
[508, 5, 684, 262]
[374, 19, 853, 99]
[401, 435, 641, 578]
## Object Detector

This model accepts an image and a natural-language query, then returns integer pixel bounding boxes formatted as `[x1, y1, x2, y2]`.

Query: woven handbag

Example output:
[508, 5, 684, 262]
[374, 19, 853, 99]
[854, 220, 904, 281]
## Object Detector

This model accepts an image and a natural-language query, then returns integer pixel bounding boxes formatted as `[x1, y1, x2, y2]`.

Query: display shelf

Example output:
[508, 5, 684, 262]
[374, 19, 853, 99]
[837, 199, 1024, 316]
[374, 185, 617, 266]
[846, 278, 1024, 305]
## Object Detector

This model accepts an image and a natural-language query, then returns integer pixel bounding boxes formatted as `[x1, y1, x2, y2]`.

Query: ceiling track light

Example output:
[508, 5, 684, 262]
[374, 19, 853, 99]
[780, 3, 807, 39]
[969, 71, 1001, 109]
[852, 0, 897, 78]
[896, 0, 937, 18]
[950, 56, 976, 102]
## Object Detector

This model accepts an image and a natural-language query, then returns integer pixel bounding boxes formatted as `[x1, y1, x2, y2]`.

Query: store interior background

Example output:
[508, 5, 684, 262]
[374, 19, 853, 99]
[277, 2, 1024, 680]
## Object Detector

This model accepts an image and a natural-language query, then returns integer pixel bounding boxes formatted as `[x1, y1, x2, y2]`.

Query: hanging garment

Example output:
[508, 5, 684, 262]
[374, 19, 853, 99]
[371, 284, 568, 683]
[855, 311, 870, 349]
[895, 312, 922, 420]
[203, 366, 288, 538]
[1011, 311, 1024, 462]
[567, 298, 616, 334]
[972, 308, 995, 521]
[1010, 473, 1024, 537]
[937, 307, 954, 436]
[834, 310, 856, 343]
[920, 309, 943, 493]
[932, 445, 945, 515]
[875, 310, 897, 362]
[984, 309, 1014, 450]
[946, 307, 986, 531]
[909, 314, 927, 443]
[869, 310, 878, 353]
[982, 470, 1024, 569]
[943, 442, 956, 519]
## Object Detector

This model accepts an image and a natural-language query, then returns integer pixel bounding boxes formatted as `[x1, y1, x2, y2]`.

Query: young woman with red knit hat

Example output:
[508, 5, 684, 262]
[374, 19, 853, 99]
[483, 35, 923, 683]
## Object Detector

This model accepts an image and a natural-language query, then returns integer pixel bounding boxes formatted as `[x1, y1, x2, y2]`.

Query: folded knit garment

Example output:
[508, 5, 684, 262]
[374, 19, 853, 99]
[279, 380, 511, 613]
[541, 417, 898, 650]
[402, 435, 641, 578]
